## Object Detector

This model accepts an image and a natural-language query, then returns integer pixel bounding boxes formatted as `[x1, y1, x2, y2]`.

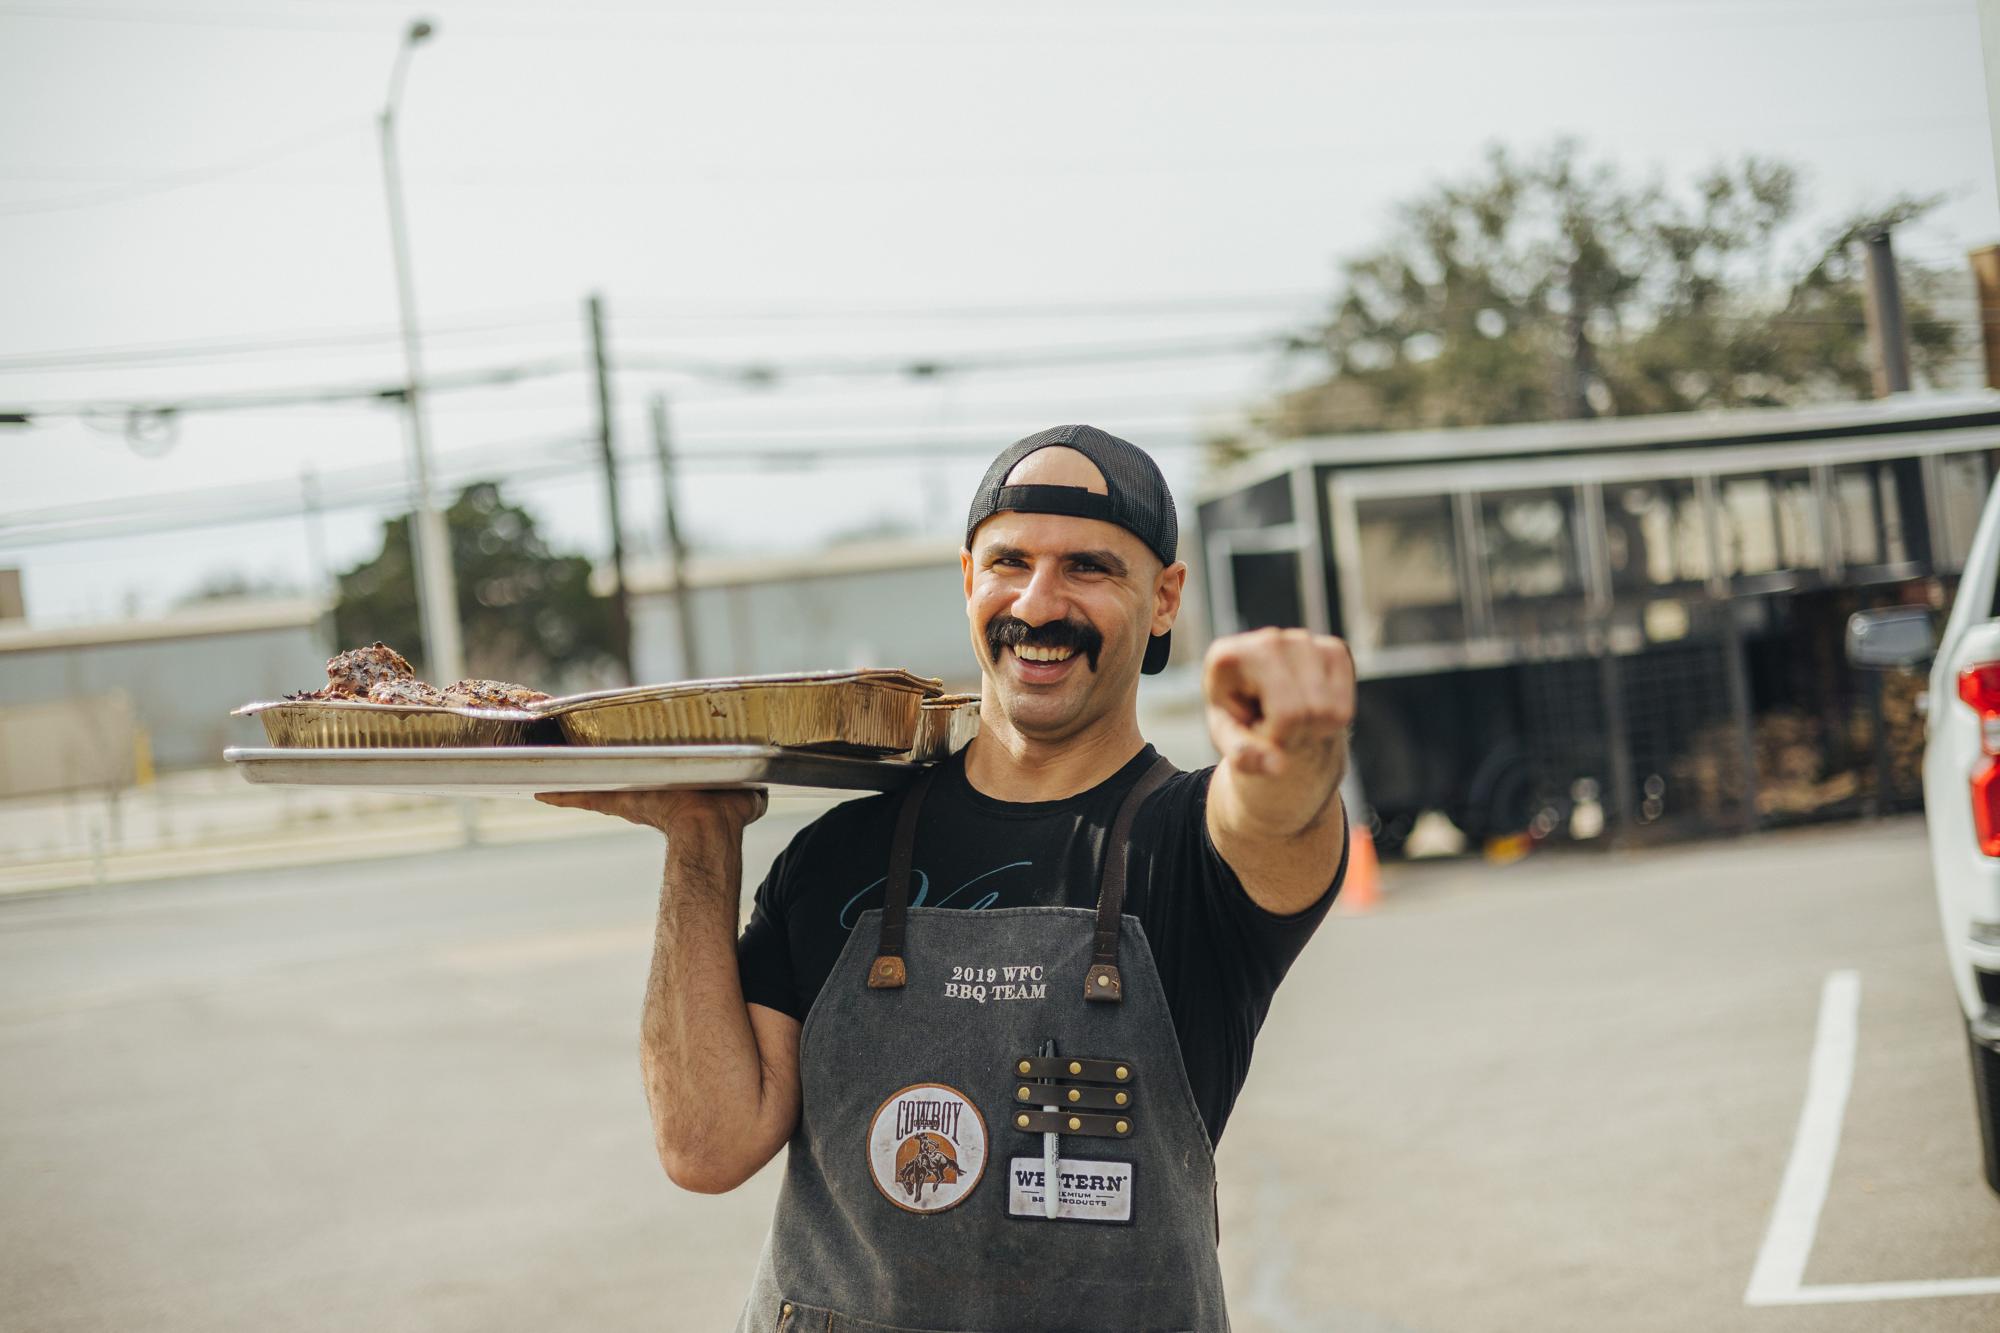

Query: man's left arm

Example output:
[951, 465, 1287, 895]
[1202, 627, 1355, 916]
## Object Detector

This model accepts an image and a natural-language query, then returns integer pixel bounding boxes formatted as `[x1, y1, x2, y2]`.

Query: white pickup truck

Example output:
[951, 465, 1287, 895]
[1851, 481, 2000, 1197]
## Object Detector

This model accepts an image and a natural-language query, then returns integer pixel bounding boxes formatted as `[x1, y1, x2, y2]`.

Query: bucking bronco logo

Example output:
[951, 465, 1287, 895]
[867, 1083, 986, 1214]
[896, 1132, 958, 1201]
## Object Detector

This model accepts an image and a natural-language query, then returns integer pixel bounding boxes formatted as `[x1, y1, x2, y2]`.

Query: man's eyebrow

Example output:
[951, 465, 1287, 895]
[1067, 549, 1128, 575]
[977, 543, 1129, 576]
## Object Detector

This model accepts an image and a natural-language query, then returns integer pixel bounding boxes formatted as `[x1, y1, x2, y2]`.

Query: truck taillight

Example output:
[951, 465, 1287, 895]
[1960, 664, 2000, 855]
[1975, 764, 2000, 857]
[1963, 664, 2000, 755]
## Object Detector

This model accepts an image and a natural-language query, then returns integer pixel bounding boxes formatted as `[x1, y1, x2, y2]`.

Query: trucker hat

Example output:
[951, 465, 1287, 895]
[964, 424, 1179, 675]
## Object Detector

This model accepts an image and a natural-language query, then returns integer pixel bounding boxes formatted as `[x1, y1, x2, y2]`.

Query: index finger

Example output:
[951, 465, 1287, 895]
[534, 791, 605, 808]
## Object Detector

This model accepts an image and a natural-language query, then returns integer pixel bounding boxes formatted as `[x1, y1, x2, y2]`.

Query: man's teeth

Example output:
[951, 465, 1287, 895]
[1014, 644, 1075, 663]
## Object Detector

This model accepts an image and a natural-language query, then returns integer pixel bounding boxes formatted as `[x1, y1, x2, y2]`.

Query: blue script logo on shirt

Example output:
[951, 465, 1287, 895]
[837, 861, 1034, 930]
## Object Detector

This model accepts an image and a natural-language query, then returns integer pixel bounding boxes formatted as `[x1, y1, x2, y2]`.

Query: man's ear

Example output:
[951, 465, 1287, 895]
[1152, 560, 1187, 636]
[961, 549, 974, 608]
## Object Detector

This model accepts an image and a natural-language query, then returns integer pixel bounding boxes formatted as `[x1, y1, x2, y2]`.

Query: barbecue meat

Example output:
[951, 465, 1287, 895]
[275, 645, 548, 712]
[323, 642, 416, 698]
[442, 678, 551, 709]
[366, 677, 448, 706]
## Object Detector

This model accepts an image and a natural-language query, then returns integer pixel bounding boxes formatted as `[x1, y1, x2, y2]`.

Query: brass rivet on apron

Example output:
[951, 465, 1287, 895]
[1068, 1060, 1082, 1075]
[1067, 1089, 1080, 1103]
[1115, 1091, 1128, 1106]
[1116, 1120, 1130, 1134]
[1096, 975, 1110, 988]
[781, 1303, 792, 1317]
[1016, 1113, 1030, 1129]
[1017, 1086, 1031, 1099]
[1115, 1066, 1129, 1080]
[1067, 1116, 1081, 1131]
[1018, 1060, 1031, 1074]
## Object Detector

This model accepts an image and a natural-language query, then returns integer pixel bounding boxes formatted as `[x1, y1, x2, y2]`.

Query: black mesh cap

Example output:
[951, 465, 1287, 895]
[964, 424, 1180, 674]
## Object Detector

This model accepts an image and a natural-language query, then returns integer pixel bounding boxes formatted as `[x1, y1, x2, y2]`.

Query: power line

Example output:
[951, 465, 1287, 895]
[0, 426, 1212, 549]
[11, 358, 581, 420]
[0, 295, 1315, 374]
[3, 293, 1978, 381]
[2, 335, 1289, 420]
[609, 293, 1327, 323]
[615, 334, 1288, 382]
[0, 4, 375, 32]
[0, 308, 573, 372]
[0, 0, 1960, 35]
[0, 117, 367, 217]
[7, 307, 1980, 426]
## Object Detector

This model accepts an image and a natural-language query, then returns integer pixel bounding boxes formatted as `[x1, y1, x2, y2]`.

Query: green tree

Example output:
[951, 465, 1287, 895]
[1248, 142, 1964, 448]
[334, 481, 615, 684]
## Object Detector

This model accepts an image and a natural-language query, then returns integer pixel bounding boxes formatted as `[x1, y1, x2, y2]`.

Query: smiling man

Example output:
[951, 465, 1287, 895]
[540, 424, 1353, 1332]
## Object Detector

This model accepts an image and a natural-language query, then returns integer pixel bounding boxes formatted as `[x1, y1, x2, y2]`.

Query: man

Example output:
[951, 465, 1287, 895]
[539, 424, 1352, 1332]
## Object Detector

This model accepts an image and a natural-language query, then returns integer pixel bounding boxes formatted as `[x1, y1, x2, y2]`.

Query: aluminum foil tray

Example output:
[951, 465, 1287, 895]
[223, 744, 919, 798]
[233, 699, 537, 749]
[910, 694, 980, 762]
[534, 669, 942, 754]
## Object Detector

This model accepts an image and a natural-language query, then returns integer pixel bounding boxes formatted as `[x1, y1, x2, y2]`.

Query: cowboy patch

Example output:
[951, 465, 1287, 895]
[866, 1082, 987, 1214]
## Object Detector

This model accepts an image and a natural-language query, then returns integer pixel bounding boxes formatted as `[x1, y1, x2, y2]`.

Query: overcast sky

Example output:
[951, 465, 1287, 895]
[1, 0, 1993, 626]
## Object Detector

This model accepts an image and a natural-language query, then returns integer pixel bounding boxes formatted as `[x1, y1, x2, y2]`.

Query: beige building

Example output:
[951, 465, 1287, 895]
[0, 598, 331, 788]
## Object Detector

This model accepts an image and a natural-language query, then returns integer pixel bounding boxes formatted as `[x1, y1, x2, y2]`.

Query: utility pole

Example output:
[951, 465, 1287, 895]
[1861, 229, 1912, 396]
[588, 292, 635, 684]
[650, 393, 699, 680]
[1860, 229, 1930, 565]
[379, 18, 464, 683]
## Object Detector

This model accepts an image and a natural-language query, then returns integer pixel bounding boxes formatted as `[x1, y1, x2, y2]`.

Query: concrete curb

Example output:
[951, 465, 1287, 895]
[0, 807, 630, 897]
[0, 790, 855, 898]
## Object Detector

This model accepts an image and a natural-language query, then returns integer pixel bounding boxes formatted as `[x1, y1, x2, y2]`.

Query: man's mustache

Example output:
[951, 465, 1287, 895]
[985, 615, 1104, 672]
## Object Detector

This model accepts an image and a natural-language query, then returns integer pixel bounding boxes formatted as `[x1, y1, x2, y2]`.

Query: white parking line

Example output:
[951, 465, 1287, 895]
[1754, 1278, 2000, 1305]
[1745, 969, 2000, 1306]
[1745, 969, 1860, 1304]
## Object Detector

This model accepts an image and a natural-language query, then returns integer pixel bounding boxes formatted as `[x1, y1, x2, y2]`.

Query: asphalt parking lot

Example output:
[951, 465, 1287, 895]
[2, 809, 1996, 1332]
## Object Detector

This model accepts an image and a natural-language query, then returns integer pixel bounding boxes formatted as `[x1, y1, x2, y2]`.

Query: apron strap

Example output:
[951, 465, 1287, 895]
[867, 768, 935, 989]
[1084, 754, 1179, 1003]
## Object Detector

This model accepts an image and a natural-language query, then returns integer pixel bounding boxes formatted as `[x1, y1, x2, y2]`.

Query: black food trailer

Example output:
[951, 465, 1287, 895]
[1195, 393, 2000, 851]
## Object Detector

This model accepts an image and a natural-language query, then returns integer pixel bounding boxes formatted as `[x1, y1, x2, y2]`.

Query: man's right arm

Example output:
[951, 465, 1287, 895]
[535, 789, 800, 1193]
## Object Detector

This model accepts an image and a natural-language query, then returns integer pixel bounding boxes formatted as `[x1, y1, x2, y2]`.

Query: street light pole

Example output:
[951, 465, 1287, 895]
[379, 17, 465, 682]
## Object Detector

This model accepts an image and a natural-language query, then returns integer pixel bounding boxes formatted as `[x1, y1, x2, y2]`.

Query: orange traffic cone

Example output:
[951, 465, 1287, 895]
[1337, 820, 1382, 915]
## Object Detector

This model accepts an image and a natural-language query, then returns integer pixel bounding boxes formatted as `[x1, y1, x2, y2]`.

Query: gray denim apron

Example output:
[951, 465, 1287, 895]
[734, 756, 1230, 1333]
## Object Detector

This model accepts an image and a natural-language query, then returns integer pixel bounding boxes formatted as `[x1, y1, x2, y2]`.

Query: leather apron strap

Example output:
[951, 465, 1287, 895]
[1083, 754, 1177, 1003]
[866, 767, 935, 989]
[867, 753, 1180, 994]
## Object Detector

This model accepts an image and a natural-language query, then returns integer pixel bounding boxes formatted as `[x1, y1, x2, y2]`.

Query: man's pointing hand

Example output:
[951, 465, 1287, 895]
[1203, 628, 1353, 836]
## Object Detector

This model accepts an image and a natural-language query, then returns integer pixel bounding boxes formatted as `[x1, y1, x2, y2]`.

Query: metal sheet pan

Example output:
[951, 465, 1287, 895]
[223, 744, 920, 798]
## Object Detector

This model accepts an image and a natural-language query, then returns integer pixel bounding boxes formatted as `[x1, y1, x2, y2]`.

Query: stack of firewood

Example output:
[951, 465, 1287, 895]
[1671, 708, 1872, 822]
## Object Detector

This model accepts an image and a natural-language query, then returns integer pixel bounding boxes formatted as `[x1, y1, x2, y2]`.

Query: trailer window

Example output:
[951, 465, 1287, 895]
[1354, 494, 1465, 647]
[1229, 551, 1305, 630]
[1479, 488, 1582, 599]
[1936, 451, 1990, 568]
[1603, 479, 1708, 589]
[1716, 469, 1819, 577]
[1831, 461, 1911, 568]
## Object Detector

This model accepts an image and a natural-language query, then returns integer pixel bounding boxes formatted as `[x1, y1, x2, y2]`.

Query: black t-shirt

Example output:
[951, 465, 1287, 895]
[736, 744, 1345, 1146]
